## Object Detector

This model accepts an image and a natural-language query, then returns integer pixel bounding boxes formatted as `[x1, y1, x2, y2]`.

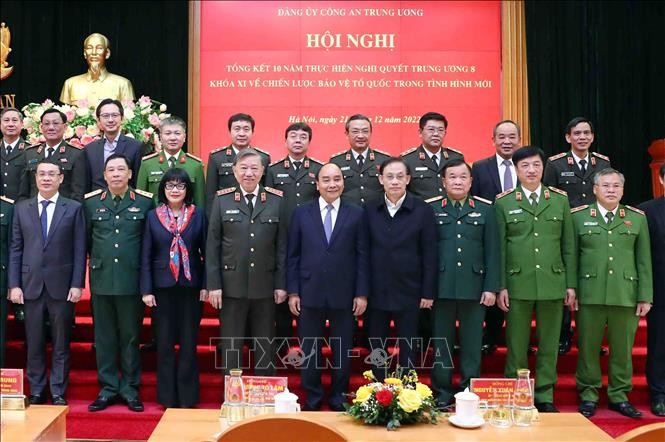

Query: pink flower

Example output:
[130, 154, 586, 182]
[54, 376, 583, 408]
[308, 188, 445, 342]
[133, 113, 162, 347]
[375, 389, 393, 407]
[138, 95, 151, 107]
[141, 127, 154, 141]
[65, 110, 76, 122]
[69, 138, 84, 148]
[148, 113, 160, 126]
[75, 125, 86, 138]
[122, 100, 135, 110]
[75, 98, 89, 109]
[80, 134, 95, 146]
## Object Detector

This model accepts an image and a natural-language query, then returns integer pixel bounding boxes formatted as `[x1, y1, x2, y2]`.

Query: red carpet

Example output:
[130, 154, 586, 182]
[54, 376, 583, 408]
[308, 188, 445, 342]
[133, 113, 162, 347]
[4, 292, 664, 440]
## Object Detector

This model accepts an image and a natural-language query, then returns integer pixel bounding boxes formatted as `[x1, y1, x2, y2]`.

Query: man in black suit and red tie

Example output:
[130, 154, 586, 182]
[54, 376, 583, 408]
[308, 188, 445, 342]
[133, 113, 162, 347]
[470, 120, 522, 354]
[8, 158, 87, 405]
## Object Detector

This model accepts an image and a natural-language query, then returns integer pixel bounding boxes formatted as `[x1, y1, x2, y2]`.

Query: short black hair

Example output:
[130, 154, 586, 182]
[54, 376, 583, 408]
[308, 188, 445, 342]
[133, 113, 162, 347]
[565, 117, 594, 134]
[442, 158, 472, 176]
[37, 157, 63, 174]
[660, 162, 665, 178]
[512, 146, 546, 166]
[419, 112, 448, 130]
[345, 114, 373, 132]
[379, 157, 411, 175]
[104, 153, 131, 170]
[157, 168, 194, 206]
[284, 122, 312, 141]
[40, 108, 67, 124]
[228, 113, 255, 131]
[96, 99, 124, 119]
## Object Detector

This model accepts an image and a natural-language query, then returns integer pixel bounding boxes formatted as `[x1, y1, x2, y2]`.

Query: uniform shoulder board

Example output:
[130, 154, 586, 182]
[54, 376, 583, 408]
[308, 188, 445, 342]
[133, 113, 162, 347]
[548, 186, 568, 196]
[253, 146, 270, 155]
[25, 143, 41, 150]
[264, 186, 283, 197]
[134, 188, 153, 198]
[0, 195, 15, 204]
[67, 142, 84, 150]
[495, 189, 514, 199]
[185, 152, 202, 162]
[445, 146, 463, 155]
[400, 146, 418, 156]
[307, 156, 324, 164]
[548, 152, 567, 162]
[329, 149, 348, 158]
[142, 152, 159, 161]
[472, 195, 493, 205]
[425, 195, 444, 204]
[371, 148, 390, 157]
[84, 189, 103, 199]
[625, 205, 645, 216]
[570, 204, 589, 214]
[209, 146, 228, 155]
[216, 187, 236, 196]
[591, 151, 610, 162]
[269, 158, 286, 167]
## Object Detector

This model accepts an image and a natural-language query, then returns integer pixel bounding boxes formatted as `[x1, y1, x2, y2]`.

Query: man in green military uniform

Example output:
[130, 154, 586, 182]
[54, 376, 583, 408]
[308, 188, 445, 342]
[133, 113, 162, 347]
[428, 158, 500, 408]
[495, 146, 577, 413]
[0, 195, 14, 367]
[136, 116, 205, 208]
[330, 114, 390, 206]
[85, 153, 154, 413]
[1, 108, 27, 199]
[543, 117, 612, 354]
[573, 168, 652, 419]
[205, 113, 270, 213]
[402, 111, 464, 200]
[207, 148, 287, 377]
[20, 109, 88, 202]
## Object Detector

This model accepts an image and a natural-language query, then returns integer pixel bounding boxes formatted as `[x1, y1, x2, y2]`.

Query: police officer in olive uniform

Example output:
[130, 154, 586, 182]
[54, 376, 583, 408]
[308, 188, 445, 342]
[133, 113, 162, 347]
[205, 113, 270, 213]
[495, 146, 577, 413]
[19, 109, 88, 202]
[402, 112, 464, 201]
[428, 159, 500, 408]
[1, 108, 27, 200]
[543, 117, 611, 354]
[206, 148, 287, 377]
[573, 169, 652, 419]
[330, 114, 390, 206]
[0, 195, 14, 367]
[84, 153, 154, 412]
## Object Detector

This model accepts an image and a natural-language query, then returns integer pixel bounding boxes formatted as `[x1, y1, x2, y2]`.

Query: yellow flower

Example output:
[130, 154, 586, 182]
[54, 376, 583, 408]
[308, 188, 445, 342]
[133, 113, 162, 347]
[363, 370, 375, 381]
[354, 385, 373, 403]
[415, 383, 432, 399]
[384, 377, 403, 388]
[398, 389, 422, 413]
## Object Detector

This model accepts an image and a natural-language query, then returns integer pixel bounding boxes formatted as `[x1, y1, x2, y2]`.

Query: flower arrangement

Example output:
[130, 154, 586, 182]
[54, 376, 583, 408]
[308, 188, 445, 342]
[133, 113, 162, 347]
[345, 369, 439, 430]
[21, 96, 170, 152]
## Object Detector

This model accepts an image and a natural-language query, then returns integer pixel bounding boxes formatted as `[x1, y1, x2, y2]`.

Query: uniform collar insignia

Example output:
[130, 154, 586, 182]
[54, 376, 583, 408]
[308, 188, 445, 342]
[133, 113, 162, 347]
[59, 144, 66, 154]
[226, 148, 233, 155]
[37, 145, 43, 154]
[369, 151, 375, 161]
[234, 192, 241, 202]
[619, 208, 625, 218]
[442, 149, 449, 159]
[419, 151, 426, 160]
[567, 156, 574, 165]
[18, 142, 25, 150]
[260, 192, 267, 203]
[516, 191, 522, 201]
[179, 154, 186, 164]
[284, 160, 290, 169]
[468, 198, 475, 208]
[591, 156, 596, 166]
[100, 191, 107, 200]
[304, 159, 310, 168]
[590, 208, 597, 217]
[130, 191, 136, 200]
[544, 189, 550, 200]
[346, 153, 351, 161]
[159, 155, 165, 164]
[442, 198, 448, 207]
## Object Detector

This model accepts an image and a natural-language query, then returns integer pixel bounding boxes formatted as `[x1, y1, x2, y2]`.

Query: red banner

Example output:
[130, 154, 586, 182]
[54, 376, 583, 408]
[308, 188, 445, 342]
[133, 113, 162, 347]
[0, 368, 23, 396]
[199, 1, 501, 162]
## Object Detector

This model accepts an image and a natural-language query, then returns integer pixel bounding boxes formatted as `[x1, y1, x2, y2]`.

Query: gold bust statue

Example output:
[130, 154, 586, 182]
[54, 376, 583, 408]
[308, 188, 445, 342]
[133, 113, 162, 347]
[60, 33, 135, 106]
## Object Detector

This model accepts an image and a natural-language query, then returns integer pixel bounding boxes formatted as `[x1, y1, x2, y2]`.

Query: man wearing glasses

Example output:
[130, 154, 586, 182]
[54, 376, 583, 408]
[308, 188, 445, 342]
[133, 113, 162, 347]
[19, 109, 88, 202]
[84, 99, 143, 192]
[402, 112, 464, 201]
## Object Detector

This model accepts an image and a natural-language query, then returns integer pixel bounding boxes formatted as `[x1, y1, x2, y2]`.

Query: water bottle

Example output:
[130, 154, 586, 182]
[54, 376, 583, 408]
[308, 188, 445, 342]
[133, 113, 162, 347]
[512, 368, 534, 427]
[225, 368, 245, 425]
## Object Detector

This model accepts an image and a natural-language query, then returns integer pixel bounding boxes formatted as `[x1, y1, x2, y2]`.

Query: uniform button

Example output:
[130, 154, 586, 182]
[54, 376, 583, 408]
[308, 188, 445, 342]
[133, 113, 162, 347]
[536, 264, 541, 269]
[582, 193, 586, 198]
[250, 248, 254, 252]
[296, 193, 300, 197]
[609, 257, 613, 261]
[534, 232, 539, 237]
[609, 243, 613, 247]
[457, 262, 462, 267]
[439, 221, 443, 225]
[535, 248, 539, 252]
[250, 263, 255, 267]
[585, 274, 590, 278]
[474, 221, 478, 225]
[296, 183, 300, 187]
[360, 186, 364, 190]
[609, 269, 613, 274]
[553, 217, 557, 220]
[438, 188, 443, 192]
[437, 174, 441, 177]
[457, 234, 462, 238]
[114, 258, 118, 263]
[457, 220, 462, 225]
[361, 198, 365, 203]
[114, 244, 119, 248]
[115, 229, 119, 233]
[250, 233, 255, 237]
[360, 174, 364, 178]
[115, 215, 120, 219]
[608, 231, 612, 235]
[514, 218, 518, 222]
[457, 248, 462, 252]
[534, 217, 538, 221]
[582, 181, 586, 185]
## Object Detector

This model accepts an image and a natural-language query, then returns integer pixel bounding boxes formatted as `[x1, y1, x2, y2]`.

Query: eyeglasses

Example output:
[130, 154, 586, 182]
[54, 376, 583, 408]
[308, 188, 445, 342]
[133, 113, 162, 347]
[100, 113, 121, 120]
[165, 183, 186, 190]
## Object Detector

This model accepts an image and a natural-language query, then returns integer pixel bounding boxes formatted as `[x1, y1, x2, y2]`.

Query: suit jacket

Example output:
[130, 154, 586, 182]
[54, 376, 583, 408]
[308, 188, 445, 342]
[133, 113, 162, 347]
[206, 186, 286, 298]
[494, 185, 577, 300]
[471, 155, 520, 201]
[286, 199, 369, 309]
[365, 192, 438, 310]
[638, 197, 664, 307]
[9, 195, 86, 299]
[141, 205, 207, 294]
[84, 134, 143, 192]
[572, 203, 652, 307]
[1, 138, 27, 199]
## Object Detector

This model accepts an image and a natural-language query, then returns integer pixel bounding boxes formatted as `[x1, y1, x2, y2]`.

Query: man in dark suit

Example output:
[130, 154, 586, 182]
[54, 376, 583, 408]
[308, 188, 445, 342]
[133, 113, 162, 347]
[84, 98, 143, 192]
[639, 163, 665, 417]
[365, 157, 438, 379]
[19, 109, 88, 202]
[287, 163, 369, 411]
[207, 148, 286, 377]
[470, 120, 522, 355]
[8, 159, 86, 405]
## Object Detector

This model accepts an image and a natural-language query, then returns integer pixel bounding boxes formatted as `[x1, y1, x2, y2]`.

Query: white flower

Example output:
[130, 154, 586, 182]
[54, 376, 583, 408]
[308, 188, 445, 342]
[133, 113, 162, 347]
[64, 126, 75, 139]
[86, 125, 100, 136]
[124, 108, 135, 120]
[159, 104, 167, 112]
[76, 106, 90, 117]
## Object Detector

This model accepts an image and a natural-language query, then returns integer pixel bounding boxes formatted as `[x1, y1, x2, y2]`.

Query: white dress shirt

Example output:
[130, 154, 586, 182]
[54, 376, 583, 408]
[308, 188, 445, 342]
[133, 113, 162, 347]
[319, 197, 340, 229]
[241, 187, 259, 207]
[384, 192, 406, 217]
[571, 151, 590, 170]
[37, 192, 60, 234]
[496, 153, 517, 190]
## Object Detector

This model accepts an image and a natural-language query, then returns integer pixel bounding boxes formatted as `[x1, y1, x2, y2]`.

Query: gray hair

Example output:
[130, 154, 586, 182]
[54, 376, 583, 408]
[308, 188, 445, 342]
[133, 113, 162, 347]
[593, 167, 625, 185]
[159, 116, 186, 133]
[233, 147, 262, 165]
[0, 107, 23, 120]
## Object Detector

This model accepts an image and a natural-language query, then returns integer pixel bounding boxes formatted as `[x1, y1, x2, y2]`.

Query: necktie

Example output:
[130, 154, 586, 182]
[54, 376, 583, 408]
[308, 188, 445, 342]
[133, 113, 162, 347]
[606, 211, 614, 224]
[293, 161, 302, 171]
[40, 200, 51, 242]
[246, 193, 254, 213]
[168, 157, 176, 168]
[529, 192, 538, 208]
[5, 145, 12, 156]
[502, 160, 513, 191]
[432, 155, 439, 169]
[323, 204, 333, 243]
[579, 159, 587, 174]
[455, 201, 462, 212]
[46, 147, 54, 158]
[357, 154, 364, 169]
[113, 195, 122, 208]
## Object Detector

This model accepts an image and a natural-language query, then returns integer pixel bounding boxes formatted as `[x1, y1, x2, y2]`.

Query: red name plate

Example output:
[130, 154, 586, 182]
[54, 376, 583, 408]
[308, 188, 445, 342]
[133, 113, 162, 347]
[470, 378, 535, 403]
[224, 375, 288, 404]
[1, 368, 24, 396]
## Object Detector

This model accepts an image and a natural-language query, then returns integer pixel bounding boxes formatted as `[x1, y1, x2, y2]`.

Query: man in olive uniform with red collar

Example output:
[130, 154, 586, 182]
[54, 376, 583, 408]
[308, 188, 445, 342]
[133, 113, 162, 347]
[573, 168, 652, 419]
